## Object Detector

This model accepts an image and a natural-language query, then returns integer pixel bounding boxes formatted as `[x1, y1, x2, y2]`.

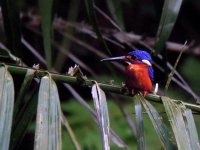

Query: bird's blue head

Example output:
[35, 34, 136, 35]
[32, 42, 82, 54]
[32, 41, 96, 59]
[128, 50, 154, 81]
[101, 50, 154, 81]
[128, 50, 153, 63]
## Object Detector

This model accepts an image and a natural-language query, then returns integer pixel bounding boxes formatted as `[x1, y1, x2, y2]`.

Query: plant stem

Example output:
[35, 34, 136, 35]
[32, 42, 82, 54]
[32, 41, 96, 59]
[6, 64, 200, 113]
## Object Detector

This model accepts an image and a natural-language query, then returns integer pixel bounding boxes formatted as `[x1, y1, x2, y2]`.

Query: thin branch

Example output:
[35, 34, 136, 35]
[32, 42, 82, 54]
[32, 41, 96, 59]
[5, 64, 200, 113]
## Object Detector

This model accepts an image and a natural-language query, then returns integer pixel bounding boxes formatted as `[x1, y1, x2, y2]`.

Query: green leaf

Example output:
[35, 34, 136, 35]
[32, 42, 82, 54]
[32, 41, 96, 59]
[106, 0, 125, 30]
[10, 69, 36, 150]
[10, 90, 38, 150]
[91, 81, 110, 150]
[161, 96, 199, 150]
[85, 0, 112, 55]
[133, 95, 146, 150]
[38, 0, 54, 69]
[34, 76, 62, 150]
[182, 107, 200, 149]
[0, 66, 14, 150]
[137, 94, 177, 150]
[1, 0, 21, 56]
[155, 0, 183, 52]
[13, 69, 35, 119]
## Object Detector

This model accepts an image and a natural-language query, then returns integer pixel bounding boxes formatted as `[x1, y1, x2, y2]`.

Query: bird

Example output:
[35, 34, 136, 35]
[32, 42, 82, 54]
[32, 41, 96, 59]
[101, 50, 154, 96]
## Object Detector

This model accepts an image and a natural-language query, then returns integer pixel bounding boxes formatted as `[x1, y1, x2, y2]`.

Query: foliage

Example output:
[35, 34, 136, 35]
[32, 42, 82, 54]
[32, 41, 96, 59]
[0, 0, 200, 150]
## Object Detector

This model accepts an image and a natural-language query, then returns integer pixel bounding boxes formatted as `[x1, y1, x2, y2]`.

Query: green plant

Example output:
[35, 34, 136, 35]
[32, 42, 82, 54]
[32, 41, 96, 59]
[0, 0, 200, 150]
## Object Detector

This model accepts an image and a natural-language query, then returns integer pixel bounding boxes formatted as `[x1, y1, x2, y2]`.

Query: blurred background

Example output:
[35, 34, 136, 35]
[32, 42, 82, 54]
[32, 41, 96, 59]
[0, 0, 200, 149]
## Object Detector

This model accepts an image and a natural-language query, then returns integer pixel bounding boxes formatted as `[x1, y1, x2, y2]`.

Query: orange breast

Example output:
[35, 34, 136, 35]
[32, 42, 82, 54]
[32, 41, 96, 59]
[125, 63, 152, 92]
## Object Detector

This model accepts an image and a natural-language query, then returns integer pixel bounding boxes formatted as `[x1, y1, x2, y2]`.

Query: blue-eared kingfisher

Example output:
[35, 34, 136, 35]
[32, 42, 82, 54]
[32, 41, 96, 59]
[101, 50, 154, 96]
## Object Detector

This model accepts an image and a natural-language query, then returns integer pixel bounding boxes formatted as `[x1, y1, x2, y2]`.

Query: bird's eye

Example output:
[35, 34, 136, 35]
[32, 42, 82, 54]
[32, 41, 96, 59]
[126, 55, 136, 60]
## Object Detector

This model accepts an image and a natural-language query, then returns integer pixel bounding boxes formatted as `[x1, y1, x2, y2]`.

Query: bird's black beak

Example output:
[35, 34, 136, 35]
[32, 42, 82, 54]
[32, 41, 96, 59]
[101, 56, 126, 62]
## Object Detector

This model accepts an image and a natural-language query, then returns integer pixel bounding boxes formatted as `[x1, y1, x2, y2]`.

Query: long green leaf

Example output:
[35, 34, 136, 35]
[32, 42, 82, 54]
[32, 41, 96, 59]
[85, 0, 112, 55]
[13, 69, 35, 120]
[161, 96, 196, 150]
[106, 0, 125, 30]
[155, 0, 183, 52]
[53, 0, 80, 71]
[0, 66, 14, 150]
[133, 95, 146, 150]
[138, 94, 177, 150]
[10, 69, 37, 150]
[91, 81, 110, 150]
[10, 90, 38, 150]
[1, 0, 21, 56]
[38, 0, 54, 69]
[34, 76, 62, 150]
[180, 103, 200, 149]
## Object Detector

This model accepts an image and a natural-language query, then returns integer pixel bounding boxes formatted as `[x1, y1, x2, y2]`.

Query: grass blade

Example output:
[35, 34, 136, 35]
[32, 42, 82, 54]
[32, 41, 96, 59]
[0, 66, 14, 150]
[38, 0, 53, 69]
[85, 0, 112, 55]
[133, 95, 146, 150]
[138, 94, 177, 150]
[155, 0, 183, 52]
[91, 81, 110, 150]
[1, 0, 21, 56]
[34, 76, 62, 150]
[165, 42, 186, 94]
[161, 96, 193, 150]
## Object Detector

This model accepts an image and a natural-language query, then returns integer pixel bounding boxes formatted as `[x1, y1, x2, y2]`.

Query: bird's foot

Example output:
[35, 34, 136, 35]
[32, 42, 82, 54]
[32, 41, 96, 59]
[120, 83, 129, 94]
[143, 91, 148, 97]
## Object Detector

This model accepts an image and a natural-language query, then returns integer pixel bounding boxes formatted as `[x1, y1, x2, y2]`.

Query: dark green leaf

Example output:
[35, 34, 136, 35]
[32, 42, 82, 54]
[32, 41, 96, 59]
[1, 0, 21, 56]
[106, 0, 125, 30]
[155, 0, 183, 52]
[162, 96, 195, 150]
[138, 94, 177, 150]
[38, 0, 54, 69]
[13, 69, 35, 119]
[10, 90, 38, 150]
[85, 0, 112, 55]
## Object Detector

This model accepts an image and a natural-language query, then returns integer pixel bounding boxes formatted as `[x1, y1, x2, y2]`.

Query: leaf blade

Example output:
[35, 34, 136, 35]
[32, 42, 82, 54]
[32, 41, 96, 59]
[85, 0, 112, 55]
[91, 82, 110, 150]
[138, 94, 177, 150]
[155, 0, 183, 52]
[0, 66, 15, 150]
[38, 0, 54, 69]
[162, 96, 192, 150]
[1, 0, 21, 56]
[133, 95, 146, 150]
[34, 76, 62, 150]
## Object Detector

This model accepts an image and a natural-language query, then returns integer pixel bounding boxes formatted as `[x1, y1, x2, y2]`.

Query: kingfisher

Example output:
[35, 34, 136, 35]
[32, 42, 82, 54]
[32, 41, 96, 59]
[101, 50, 154, 96]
